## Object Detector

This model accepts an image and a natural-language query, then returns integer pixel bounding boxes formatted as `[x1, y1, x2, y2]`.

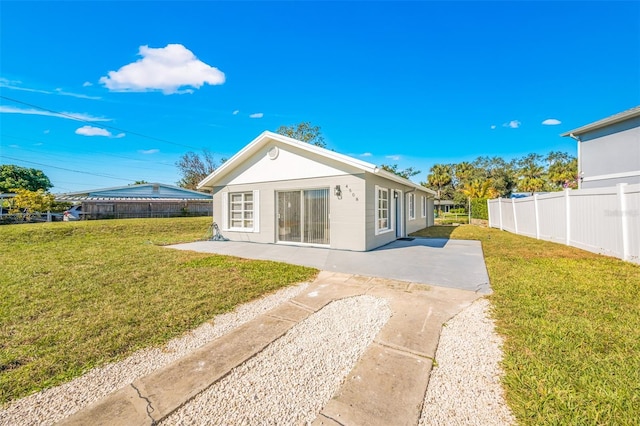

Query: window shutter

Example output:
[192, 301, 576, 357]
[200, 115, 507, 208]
[221, 191, 229, 231]
[253, 190, 260, 232]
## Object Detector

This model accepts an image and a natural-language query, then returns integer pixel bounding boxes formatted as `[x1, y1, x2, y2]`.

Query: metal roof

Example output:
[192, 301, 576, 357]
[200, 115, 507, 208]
[56, 183, 212, 200]
[55, 196, 211, 202]
[561, 105, 640, 137]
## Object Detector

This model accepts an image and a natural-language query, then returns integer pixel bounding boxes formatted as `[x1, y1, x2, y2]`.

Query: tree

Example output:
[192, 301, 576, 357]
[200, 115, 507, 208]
[459, 179, 499, 199]
[380, 164, 421, 180]
[133, 180, 149, 185]
[276, 122, 326, 148]
[176, 149, 217, 190]
[425, 164, 452, 197]
[10, 188, 55, 219]
[0, 165, 53, 192]
[517, 153, 545, 193]
[546, 151, 578, 190]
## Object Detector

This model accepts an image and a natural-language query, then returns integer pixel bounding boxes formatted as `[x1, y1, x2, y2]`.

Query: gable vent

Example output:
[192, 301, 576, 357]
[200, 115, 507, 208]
[267, 146, 279, 160]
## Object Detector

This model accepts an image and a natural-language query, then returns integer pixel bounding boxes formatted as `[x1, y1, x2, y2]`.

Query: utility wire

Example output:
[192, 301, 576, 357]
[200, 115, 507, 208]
[0, 95, 203, 151]
[2, 136, 177, 170]
[0, 154, 138, 183]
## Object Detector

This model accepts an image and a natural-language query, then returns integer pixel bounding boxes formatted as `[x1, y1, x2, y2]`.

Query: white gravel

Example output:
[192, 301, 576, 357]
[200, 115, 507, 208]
[419, 298, 516, 426]
[0, 282, 310, 426]
[162, 295, 391, 425]
[2, 283, 516, 426]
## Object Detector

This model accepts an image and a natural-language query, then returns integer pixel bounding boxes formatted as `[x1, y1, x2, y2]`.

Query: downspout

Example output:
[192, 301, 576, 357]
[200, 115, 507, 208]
[569, 133, 582, 189]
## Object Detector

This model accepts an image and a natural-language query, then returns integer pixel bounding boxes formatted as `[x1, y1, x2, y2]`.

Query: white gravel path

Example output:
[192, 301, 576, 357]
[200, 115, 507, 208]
[419, 298, 516, 426]
[2, 283, 516, 426]
[163, 295, 391, 425]
[0, 283, 310, 426]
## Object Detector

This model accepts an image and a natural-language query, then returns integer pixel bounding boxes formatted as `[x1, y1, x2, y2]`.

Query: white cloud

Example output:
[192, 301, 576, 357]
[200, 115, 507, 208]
[54, 87, 101, 100]
[249, 112, 264, 118]
[503, 120, 521, 129]
[75, 125, 117, 137]
[542, 118, 561, 125]
[386, 155, 401, 161]
[99, 44, 225, 95]
[138, 149, 159, 154]
[0, 105, 110, 122]
[115, 133, 126, 138]
[360, 152, 373, 157]
[232, 110, 239, 115]
[490, 125, 497, 130]
[82, 81, 93, 87]
[44, 129, 50, 134]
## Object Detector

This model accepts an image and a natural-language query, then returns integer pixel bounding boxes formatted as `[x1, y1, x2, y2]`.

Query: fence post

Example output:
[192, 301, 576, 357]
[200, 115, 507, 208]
[512, 197, 518, 234]
[487, 199, 492, 227]
[534, 194, 540, 239]
[565, 188, 571, 246]
[618, 183, 629, 261]
[498, 197, 503, 230]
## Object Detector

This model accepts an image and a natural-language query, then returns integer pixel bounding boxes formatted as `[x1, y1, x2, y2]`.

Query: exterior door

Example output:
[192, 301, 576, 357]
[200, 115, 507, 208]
[395, 190, 404, 238]
[277, 189, 329, 245]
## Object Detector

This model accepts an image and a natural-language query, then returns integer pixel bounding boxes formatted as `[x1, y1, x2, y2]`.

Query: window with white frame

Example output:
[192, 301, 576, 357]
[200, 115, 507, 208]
[421, 196, 427, 218]
[229, 192, 254, 230]
[408, 193, 415, 220]
[375, 186, 391, 234]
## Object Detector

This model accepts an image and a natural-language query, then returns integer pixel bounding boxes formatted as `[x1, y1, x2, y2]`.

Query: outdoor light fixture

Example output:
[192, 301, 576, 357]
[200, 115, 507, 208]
[334, 185, 341, 197]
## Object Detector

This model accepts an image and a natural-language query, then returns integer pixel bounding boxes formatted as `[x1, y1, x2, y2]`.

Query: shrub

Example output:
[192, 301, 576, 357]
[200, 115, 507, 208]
[470, 198, 489, 220]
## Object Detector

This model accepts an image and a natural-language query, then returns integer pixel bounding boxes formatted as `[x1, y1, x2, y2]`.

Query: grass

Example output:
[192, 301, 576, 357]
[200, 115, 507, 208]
[0, 217, 317, 405]
[434, 212, 469, 225]
[411, 225, 640, 425]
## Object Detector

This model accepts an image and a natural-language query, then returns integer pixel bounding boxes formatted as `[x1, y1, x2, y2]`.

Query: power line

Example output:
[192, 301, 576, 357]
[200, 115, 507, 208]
[0, 154, 138, 183]
[2, 134, 178, 170]
[0, 95, 203, 151]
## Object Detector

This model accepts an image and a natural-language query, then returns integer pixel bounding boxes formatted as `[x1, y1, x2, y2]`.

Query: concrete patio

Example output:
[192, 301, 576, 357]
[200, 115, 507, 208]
[169, 237, 491, 294]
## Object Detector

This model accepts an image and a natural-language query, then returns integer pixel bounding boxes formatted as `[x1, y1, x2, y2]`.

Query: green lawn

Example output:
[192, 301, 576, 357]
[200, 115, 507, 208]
[412, 225, 640, 425]
[0, 217, 317, 405]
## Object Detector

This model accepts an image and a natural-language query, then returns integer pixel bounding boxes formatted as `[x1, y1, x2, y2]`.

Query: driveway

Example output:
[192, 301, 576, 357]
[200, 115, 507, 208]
[169, 237, 491, 294]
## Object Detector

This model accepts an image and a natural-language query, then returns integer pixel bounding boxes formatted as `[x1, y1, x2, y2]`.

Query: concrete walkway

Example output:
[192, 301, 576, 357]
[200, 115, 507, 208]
[59, 272, 481, 426]
[169, 237, 491, 294]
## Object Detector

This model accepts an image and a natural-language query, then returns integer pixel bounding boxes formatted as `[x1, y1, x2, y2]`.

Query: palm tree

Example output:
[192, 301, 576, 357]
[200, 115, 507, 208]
[427, 164, 452, 214]
[517, 153, 545, 193]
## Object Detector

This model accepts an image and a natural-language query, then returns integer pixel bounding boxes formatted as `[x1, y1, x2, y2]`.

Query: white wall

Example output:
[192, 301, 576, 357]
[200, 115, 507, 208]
[488, 183, 640, 263]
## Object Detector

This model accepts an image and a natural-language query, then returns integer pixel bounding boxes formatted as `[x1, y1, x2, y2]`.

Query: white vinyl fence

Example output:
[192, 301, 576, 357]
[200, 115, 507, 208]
[488, 183, 640, 264]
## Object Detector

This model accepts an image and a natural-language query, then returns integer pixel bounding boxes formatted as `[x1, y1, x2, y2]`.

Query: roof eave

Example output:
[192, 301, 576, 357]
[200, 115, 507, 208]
[197, 131, 379, 189]
[561, 105, 640, 137]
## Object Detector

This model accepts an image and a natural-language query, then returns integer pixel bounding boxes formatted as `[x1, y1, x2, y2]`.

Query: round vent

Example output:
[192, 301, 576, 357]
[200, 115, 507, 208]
[268, 146, 279, 160]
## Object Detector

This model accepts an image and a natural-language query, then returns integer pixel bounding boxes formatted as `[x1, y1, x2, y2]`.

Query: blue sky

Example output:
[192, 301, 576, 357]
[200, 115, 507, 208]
[1, 1, 638, 193]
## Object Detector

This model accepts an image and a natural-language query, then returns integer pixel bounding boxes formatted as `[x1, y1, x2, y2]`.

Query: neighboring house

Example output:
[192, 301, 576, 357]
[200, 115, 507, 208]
[56, 183, 212, 219]
[434, 199, 457, 213]
[562, 105, 640, 189]
[198, 131, 436, 251]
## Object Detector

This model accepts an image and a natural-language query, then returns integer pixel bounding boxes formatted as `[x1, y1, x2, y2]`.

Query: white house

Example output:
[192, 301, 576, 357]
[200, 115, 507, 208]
[562, 105, 640, 189]
[198, 131, 436, 251]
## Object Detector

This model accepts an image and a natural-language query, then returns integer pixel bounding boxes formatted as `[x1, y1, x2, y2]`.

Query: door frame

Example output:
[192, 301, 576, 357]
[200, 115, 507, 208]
[275, 187, 331, 247]
[394, 189, 404, 238]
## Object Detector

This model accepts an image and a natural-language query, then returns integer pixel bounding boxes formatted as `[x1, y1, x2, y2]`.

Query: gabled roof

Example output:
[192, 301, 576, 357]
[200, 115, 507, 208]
[197, 131, 436, 196]
[56, 183, 212, 201]
[561, 105, 640, 137]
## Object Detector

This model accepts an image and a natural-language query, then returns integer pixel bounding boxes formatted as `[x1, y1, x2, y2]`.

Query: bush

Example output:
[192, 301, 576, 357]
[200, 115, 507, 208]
[449, 207, 466, 214]
[470, 198, 489, 220]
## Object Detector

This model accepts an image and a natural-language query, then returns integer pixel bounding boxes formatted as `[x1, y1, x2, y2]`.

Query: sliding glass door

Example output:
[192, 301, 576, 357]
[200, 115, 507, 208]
[277, 189, 329, 245]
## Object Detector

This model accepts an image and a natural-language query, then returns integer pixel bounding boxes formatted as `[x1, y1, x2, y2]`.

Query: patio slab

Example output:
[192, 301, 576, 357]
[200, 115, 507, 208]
[169, 237, 491, 294]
